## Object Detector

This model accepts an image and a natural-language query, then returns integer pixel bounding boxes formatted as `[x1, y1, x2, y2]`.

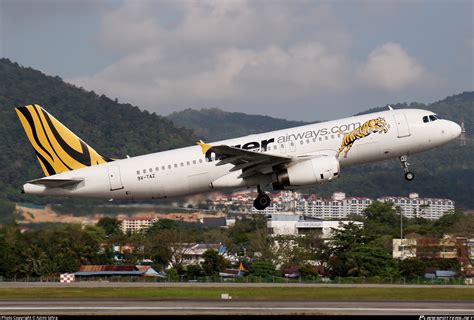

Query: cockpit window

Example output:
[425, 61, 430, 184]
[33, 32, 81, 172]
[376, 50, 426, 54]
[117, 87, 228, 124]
[423, 116, 429, 123]
[429, 115, 437, 122]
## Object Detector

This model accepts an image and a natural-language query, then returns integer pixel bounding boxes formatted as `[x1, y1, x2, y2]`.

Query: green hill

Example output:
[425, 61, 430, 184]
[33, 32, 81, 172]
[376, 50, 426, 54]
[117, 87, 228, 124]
[0, 58, 195, 209]
[0, 58, 472, 215]
[167, 108, 309, 141]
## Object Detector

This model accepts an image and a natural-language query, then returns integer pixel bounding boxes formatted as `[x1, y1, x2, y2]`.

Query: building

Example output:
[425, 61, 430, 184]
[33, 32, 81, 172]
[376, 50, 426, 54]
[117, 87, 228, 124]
[251, 192, 372, 219]
[120, 217, 158, 233]
[393, 235, 467, 260]
[392, 237, 418, 260]
[266, 214, 363, 239]
[214, 191, 454, 221]
[298, 192, 373, 219]
[74, 265, 165, 278]
[200, 216, 227, 228]
[180, 243, 236, 265]
[378, 193, 454, 220]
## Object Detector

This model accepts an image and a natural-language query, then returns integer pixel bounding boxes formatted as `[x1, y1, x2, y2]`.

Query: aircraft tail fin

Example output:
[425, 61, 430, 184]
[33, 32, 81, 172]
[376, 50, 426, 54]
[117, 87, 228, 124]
[15, 104, 113, 176]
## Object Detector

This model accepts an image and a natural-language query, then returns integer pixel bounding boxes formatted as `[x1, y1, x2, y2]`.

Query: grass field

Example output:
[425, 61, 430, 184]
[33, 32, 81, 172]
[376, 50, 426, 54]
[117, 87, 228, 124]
[0, 287, 472, 301]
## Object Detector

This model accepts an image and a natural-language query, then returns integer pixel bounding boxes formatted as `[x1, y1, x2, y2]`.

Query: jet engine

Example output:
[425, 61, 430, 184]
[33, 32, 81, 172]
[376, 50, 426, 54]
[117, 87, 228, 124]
[272, 156, 340, 190]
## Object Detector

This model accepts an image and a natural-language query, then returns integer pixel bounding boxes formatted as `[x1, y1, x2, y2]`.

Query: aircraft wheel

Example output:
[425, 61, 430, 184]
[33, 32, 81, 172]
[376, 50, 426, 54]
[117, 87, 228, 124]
[253, 193, 271, 210]
[404, 172, 415, 181]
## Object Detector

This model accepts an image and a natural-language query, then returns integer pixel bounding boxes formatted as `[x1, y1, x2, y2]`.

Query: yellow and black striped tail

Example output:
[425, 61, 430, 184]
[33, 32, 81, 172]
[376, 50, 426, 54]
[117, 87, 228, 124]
[15, 104, 113, 176]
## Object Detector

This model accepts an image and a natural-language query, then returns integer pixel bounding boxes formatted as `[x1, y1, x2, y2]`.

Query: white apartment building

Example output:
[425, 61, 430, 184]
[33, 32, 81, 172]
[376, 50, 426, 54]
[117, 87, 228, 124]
[297, 192, 373, 219]
[266, 214, 363, 239]
[378, 193, 454, 220]
[253, 192, 372, 218]
[120, 217, 158, 234]
[248, 191, 454, 220]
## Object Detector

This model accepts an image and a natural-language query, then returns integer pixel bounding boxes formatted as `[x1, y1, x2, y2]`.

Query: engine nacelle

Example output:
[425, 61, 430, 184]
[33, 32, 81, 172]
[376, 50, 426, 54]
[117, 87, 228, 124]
[272, 156, 340, 189]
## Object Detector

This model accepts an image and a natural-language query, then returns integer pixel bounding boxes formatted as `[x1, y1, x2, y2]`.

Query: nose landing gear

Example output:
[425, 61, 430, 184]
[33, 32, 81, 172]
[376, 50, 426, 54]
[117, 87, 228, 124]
[400, 155, 415, 181]
[253, 185, 271, 210]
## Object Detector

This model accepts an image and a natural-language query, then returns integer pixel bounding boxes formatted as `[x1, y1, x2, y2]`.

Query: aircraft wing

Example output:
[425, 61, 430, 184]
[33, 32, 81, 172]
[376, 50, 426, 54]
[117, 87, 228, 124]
[27, 178, 84, 188]
[197, 140, 293, 179]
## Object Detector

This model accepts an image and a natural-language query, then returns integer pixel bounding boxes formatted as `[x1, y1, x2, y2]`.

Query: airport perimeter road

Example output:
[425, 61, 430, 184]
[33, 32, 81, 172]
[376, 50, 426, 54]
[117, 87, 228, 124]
[0, 282, 470, 289]
[1, 300, 473, 315]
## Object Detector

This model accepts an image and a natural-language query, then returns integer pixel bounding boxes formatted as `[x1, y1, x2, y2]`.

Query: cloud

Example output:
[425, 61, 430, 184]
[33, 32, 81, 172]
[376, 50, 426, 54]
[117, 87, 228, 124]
[71, 42, 350, 113]
[356, 42, 426, 91]
[68, 1, 435, 117]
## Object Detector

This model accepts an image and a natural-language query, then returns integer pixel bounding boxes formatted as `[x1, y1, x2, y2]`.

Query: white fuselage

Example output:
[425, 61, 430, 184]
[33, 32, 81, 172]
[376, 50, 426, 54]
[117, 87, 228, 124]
[22, 109, 461, 200]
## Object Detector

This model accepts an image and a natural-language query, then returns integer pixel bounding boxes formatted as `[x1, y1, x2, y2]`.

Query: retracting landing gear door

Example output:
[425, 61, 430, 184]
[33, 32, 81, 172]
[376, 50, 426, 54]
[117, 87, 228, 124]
[394, 113, 411, 138]
[108, 165, 124, 191]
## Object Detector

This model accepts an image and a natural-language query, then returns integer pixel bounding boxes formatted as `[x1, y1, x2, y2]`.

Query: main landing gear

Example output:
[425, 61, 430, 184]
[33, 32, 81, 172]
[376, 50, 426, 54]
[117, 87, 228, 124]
[253, 185, 271, 210]
[400, 155, 415, 181]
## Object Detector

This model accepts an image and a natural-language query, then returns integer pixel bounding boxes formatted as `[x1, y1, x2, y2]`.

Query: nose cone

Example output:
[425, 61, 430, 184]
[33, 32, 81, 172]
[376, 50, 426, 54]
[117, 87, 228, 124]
[448, 121, 462, 139]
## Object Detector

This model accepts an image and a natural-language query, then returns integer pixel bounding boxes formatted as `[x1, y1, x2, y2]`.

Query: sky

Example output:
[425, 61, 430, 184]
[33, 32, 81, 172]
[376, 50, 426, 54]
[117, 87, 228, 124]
[1, 0, 473, 121]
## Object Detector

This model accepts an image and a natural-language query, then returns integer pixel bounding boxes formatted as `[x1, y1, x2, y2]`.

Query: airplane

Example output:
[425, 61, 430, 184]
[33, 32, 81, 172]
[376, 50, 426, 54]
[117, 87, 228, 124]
[16, 104, 461, 210]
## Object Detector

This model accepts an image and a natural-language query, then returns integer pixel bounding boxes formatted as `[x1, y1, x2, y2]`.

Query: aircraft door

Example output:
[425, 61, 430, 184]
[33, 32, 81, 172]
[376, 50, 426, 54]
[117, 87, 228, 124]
[393, 113, 411, 138]
[108, 165, 124, 191]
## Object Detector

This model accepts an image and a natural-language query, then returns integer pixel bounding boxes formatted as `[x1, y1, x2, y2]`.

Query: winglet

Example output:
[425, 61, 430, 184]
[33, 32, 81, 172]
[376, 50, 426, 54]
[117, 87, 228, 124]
[388, 105, 394, 110]
[196, 140, 212, 154]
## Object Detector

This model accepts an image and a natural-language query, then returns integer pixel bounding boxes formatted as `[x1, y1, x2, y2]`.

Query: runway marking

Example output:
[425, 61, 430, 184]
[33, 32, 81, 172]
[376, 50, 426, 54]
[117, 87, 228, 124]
[1, 307, 473, 312]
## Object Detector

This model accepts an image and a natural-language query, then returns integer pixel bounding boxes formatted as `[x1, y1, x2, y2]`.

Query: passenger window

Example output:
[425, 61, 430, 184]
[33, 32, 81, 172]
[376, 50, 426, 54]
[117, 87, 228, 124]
[155, 167, 159, 171]
[180, 162, 184, 167]
[162, 166, 165, 170]
[325, 136, 328, 140]
[136, 170, 140, 175]
[142, 169, 146, 174]
[306, 139, 310, 144]
[423, 116, 429, 123]
[300, 140, 304, 145]
[174, 164, 178, 168]
[319, 137, 322, 141]
[168, 165, 172, 169]
[199, 159, 203, 163]
[429, 115, 437, 122]
[193, 160, 196, 165]
[149, 168, 153, 173]
[187, 161, 190, 166]
[273, 145, 277, 150]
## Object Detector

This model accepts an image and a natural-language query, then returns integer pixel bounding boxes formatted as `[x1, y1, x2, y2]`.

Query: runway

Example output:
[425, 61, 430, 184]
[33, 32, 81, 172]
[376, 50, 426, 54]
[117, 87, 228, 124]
[1, 300, 473, 315]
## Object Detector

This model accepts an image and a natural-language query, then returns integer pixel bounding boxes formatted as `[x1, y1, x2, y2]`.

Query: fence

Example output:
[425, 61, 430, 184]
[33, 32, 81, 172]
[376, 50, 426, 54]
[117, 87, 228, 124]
[0, 275, 470, 285]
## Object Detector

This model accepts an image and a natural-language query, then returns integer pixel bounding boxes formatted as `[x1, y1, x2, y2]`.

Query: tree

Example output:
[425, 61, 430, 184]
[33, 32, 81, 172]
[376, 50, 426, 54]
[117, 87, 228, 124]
[250, 261, 276, 278]
[147, 219, 179, 234]
[185, 264, 203, 278]
[227, 214, 268, 256]
[398, 259, 425, 277]
[97, 217, 120, 236]
[364, 201, 399, 225]
[433, 210, 465, 235]
[330, 222, 371, 255]
[345, 245, 398, 277]
[201, 249, 227, 276]
[145, 228, 195, 272]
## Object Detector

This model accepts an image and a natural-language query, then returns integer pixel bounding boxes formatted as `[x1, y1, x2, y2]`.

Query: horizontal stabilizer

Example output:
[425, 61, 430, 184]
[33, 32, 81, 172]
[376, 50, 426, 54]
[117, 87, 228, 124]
[27, 178, 84, 188]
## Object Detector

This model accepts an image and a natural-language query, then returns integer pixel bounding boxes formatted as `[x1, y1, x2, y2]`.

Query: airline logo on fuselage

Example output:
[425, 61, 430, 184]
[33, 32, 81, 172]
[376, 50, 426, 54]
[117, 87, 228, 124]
[232, 121, 362, 151]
